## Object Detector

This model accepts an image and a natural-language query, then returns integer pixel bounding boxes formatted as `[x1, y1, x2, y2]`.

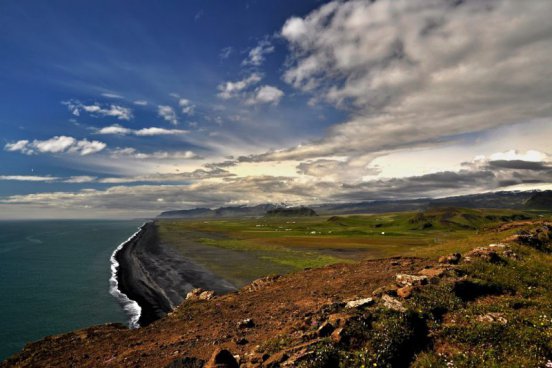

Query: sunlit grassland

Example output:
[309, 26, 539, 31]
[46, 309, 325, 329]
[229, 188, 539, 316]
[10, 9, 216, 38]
[156, 208, 550, 286]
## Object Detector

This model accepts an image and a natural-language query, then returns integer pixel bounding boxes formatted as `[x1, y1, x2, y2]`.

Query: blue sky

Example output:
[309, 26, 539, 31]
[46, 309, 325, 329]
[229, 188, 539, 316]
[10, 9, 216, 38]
[1, 0, 551, 218]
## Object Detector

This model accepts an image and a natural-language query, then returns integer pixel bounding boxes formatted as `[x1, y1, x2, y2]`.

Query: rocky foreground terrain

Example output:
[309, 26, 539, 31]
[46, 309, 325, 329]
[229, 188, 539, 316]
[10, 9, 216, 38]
[3, 221, 552, 368]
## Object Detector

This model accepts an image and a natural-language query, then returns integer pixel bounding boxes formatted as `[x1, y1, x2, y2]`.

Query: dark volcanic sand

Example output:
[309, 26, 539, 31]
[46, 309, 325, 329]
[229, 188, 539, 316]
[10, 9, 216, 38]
[115, 222, 236, 326]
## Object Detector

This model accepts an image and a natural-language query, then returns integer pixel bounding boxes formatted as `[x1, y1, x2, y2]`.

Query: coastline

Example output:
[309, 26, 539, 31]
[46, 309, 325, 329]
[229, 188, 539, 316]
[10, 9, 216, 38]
[113, 221, 237, 327]
[109, 223, 147, 328]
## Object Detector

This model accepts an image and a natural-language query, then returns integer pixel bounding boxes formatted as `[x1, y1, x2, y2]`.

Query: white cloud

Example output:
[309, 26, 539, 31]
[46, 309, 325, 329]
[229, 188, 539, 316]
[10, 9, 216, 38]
[64, 176, 98, 183]
[110, 147, 202, 160]
[4, 136, 106, 156]
[178, 98, 195, 115]
[246, 85, 284, 105]
[101, 92, 123, 99]
[63, 100, 132, 120]
[134, 127, 188, 136]
[133, 100, 148, 106]
[217, 73, 262, 100]
[277, 0, 552, 164]
[488, 150, 548, 163]
[158, 105, 179, 125]
[97, 125, 132, 135]
[96, 125, 188, 136]
[5, 140, 31, 154]
[0, 175, 59, 182]
[242, 39, 274, 66]
[69, 139, 107, 156]
[32, 136, 77, 154]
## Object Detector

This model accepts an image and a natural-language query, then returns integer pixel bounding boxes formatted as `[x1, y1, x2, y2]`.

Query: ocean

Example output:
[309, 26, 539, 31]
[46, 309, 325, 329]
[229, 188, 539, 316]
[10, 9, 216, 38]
[0, 220, 143, 361]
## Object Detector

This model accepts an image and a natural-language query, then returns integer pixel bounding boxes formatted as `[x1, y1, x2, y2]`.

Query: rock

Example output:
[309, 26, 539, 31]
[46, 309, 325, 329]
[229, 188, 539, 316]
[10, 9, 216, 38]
[345, 297, 374, 309]
[165, 357, 205, 368]
[317, 321, 335, 337]
[438, 253, 461, 264]
[263, 351, 289, 367]
[237, 318, 255, 329]
[397, 285, 414, 299]
[488, 243, 507, 249]
[327, 313, 352, 328]
[330, 327, 344, 343]
[205, 349, 239, 368]
[464, 247, 501, 263]
[418, 267, 447, 279]
[245, 275, 281, 292]
[372, 284, 398, 297]
[186, 288, 215, 301]
[477, 312, 508, 325]
[381, 294, 407, 312]
[395, 274, 429, 286]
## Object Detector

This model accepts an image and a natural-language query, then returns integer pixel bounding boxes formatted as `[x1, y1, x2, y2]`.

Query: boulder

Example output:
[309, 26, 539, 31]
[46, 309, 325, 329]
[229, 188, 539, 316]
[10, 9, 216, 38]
[317, 321, 335, 337]
[397, 285, 414, 299]
[186, 288, 215, 301]
[381, 294, 407, 312]
[345, 297, 374, 309]
[327, 313, 352, 328]
[438, 253, 461, 265]
[464, 247, 501, 263]
[395, 274, 429, 286]
[244, 275, 281, 292]
[477, 312, 508, 325]
[330, 327, 345, 343]
[204, 349, 239, 368]
[418, 267, 447, 279]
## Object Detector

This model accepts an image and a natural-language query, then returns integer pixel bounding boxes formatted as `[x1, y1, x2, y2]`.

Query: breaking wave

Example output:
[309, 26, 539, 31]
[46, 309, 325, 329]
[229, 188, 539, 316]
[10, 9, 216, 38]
[109, 225, 144, 329]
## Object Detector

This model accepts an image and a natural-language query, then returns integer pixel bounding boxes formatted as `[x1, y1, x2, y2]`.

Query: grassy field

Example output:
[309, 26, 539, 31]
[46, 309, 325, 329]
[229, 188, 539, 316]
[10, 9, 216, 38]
[156, 207, 550, 287]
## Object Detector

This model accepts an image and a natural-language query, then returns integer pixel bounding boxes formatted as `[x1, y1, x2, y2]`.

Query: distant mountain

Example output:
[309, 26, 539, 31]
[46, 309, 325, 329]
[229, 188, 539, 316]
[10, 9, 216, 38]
[156, 190, 551, 219]
[525, 191, 552, 210]
[158, 208, 215, 219]
[265, 206, 317, 217]
[157, 204, 278, 219]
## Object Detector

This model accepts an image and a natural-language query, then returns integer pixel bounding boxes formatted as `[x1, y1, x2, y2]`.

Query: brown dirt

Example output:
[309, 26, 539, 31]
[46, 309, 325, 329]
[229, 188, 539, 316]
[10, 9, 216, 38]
[2, 257, 432, 368]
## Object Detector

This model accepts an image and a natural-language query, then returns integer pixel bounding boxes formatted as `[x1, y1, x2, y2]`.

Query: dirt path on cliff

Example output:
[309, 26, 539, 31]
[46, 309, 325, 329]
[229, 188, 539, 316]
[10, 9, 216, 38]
[3, 257, 431, 368]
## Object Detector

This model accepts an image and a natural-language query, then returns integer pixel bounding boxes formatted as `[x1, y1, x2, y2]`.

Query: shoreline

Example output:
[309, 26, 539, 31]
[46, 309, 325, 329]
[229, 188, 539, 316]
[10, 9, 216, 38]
[109, 223, 147, 328]
[113, 221, 237, 327]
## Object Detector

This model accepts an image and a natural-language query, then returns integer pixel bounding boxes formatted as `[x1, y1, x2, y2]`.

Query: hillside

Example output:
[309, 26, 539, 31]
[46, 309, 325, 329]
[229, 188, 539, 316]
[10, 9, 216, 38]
[3, 219, 552, 367]
[525, 191, 552, 210]
[156, 190, 550, 219]
[265, 207, 318, 217]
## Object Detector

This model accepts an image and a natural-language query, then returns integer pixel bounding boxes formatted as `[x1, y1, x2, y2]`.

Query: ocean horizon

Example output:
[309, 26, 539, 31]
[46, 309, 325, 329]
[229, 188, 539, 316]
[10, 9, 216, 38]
[0, 219, 142, 361]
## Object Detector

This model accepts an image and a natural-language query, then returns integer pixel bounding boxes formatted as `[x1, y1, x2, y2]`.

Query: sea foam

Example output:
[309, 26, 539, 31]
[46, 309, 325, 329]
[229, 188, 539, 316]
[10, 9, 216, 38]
[109, 224, 144, 329]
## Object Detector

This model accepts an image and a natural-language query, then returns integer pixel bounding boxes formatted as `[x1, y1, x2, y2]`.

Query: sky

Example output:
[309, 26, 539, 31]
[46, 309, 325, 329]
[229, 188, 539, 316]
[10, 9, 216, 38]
[0, 0, 551, 219]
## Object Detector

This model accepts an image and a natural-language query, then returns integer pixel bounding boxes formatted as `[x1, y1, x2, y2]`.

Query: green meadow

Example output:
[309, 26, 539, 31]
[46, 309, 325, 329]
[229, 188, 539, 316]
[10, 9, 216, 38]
[156, 207, 550, 287]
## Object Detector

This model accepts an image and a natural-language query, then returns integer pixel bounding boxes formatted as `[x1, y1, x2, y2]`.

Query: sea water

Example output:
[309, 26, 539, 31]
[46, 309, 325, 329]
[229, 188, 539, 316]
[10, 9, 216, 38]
[0, 220, 142, 361]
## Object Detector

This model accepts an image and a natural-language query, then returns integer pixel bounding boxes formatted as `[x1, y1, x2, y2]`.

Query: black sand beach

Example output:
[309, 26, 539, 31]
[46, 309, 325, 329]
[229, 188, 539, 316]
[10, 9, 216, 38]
[115, 222, 236, 326]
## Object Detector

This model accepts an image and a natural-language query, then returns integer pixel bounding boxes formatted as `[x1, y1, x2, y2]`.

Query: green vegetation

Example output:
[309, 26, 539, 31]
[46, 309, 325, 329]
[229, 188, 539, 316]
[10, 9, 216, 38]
[296, 225, 552, 367]
[156, 208, 548, 286]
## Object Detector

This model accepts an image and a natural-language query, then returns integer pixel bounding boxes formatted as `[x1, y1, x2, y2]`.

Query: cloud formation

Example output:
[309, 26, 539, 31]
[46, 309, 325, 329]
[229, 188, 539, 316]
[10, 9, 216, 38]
[5, 136, 106, 156]
[96, 125, 188, 136]
[242, 39, 274, 66]
[63, 100, 132, 120]
[3, 152, 550, 216]
[110, 147, 202, 160]
[217, 73, 262, 100]
[275, 0, 552, 163]
[158, 105, 179, 125]
[246, 85, 284, 106]
[178, 98, 195, 115]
